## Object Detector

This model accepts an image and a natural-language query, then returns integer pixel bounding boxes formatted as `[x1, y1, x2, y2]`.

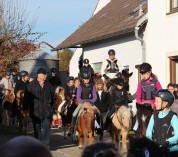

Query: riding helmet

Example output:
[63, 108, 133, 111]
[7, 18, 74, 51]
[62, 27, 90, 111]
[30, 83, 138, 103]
[139, 63, 152, 74]
[5, 71, 11, 76]
[108, 49, 115, 55]
[113, 77, 124, 86]
[83, 59, 89, 64]
[50, 67, 57, 73]
[68, 76, 75, 82]
[155, 89, 174, 106]
[20, 71, 29, 77]
[81, 72, 91, 79]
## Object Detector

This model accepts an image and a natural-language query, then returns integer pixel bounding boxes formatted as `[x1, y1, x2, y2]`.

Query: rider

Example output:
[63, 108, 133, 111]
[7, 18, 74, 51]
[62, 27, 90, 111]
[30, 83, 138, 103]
[48, 67, 61, 90]
[70, 71, 97, 132]
[101, 49, 122, 80]
[146, 89, 178, 156]
[107, 77, 129, 119]
[80, 59, 94, 81]
[14, 71, 29, 96]
[65, 76, 76, 101]
[136, 62, 162, 135]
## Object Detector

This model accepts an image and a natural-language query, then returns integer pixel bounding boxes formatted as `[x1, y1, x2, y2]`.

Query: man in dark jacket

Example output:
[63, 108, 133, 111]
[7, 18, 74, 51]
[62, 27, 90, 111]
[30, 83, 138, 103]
[23, 68, 55, 147]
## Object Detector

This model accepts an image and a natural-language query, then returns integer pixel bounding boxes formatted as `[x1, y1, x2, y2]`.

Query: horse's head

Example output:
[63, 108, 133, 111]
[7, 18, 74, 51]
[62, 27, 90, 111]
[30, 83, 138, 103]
[112, 106, 131, 130]
[127, 137, 166, 157]
[16, 90, 24, 99]
[55, 86, 65, 106]
[81, 102, 97, 132]
[4, 88, 15, 103]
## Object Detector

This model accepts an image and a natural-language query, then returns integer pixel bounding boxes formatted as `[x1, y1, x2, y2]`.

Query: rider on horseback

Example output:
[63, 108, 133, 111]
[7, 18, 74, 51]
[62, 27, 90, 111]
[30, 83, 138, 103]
[146, 89, 178, 156]
[101, 49, 122, 80]
[65, 76, 76, 101]
[136, 63, 162, 136]
[107, 77, 129, 119]
[70, 71, 97, 133]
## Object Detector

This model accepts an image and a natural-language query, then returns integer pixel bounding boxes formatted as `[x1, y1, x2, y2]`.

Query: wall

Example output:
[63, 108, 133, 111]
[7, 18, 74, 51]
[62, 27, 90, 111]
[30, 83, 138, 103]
[147, 0, 178, 87]
[83, 35, 143, 94]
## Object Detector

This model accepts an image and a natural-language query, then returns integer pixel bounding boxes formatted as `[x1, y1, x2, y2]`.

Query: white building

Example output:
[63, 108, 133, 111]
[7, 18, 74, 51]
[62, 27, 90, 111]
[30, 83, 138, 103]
[55, 0, 147, 94]
[146, 0, 178, 87]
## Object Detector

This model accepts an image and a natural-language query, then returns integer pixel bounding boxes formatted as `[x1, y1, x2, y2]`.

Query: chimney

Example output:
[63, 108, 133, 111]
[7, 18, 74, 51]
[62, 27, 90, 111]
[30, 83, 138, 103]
[139, 5, 144, 16]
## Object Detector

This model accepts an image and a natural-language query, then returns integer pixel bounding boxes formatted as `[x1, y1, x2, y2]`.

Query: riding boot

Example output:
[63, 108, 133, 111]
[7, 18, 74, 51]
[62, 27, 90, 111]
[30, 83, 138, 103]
[68, 116, 76, 136]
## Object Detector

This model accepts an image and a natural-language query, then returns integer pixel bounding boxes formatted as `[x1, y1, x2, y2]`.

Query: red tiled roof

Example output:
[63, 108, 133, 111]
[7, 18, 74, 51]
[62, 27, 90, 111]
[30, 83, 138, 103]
[55, 0, 147, 50]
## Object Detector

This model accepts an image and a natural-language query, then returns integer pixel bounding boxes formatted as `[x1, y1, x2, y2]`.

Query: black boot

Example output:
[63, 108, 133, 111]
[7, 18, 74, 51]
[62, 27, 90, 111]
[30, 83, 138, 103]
[68, 116, 75, 136]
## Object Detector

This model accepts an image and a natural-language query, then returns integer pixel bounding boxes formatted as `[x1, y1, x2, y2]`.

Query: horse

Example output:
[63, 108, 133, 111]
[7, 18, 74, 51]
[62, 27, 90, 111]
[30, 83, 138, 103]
[12, 90, 29, 133]
[54, 86, 77, 138]
[2, 88, 15, 126]
[76, 102, 98, 149]
[110, 106, 131, 152]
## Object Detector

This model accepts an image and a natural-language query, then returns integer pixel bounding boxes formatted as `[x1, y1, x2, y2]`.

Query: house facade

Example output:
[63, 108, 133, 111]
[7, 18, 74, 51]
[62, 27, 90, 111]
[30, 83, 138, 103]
[147, 0, 178, 87]
[55, 0, 147, 94]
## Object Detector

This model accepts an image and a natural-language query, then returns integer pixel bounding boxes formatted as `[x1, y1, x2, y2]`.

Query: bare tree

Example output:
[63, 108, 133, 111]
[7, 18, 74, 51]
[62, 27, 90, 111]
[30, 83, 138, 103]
[0, 0, 45, 67]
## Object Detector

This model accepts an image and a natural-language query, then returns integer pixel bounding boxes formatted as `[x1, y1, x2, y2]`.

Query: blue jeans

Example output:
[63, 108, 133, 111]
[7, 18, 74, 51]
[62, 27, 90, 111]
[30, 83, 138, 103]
[32, 117, 51, 145]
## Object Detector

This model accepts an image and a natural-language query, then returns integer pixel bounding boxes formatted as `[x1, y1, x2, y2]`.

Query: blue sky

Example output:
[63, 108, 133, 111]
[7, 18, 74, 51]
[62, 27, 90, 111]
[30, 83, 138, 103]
[25, 0, 98, 54]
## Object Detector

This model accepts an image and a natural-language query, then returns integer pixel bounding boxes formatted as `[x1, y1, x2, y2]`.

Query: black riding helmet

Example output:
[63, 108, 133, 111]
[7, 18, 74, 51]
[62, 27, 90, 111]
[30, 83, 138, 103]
[5, 71, 11, 76]
[68, 76, 75, 82]
[20, 71, 29, 77]
[113, 77, 124, 86]
[108, 49, 115, 55]
[50, 67, 57, 73]
[139, 63, 152, 74]
[81, 72, 91, 79]
[155, 89, 174, 106]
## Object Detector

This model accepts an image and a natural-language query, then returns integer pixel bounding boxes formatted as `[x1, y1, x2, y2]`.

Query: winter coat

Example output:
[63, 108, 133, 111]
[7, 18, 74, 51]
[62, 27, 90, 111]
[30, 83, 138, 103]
[14, 79, 29, 95]
[94, 90, 109, 113]
[23, 79, 55, 119]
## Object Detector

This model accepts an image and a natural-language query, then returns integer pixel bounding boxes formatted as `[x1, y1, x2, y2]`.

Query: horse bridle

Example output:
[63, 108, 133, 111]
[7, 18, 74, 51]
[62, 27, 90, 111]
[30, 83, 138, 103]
[115, 108, 127, 129]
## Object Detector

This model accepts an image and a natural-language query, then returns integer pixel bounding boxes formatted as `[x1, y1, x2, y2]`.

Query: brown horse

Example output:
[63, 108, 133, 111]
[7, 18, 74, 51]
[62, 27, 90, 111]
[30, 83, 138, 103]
[111, 106, 131, 152]
[76, 102, 98, 149]
[14, 90, 29, 133]
[2, 88, 15, 126]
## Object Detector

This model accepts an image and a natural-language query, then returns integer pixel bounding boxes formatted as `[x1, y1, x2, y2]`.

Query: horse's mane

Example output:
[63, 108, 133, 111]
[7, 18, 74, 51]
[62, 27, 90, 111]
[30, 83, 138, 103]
[112, 106, 131, 129]
[81, 102, 97, 115]
[16, 90, 24, 99]
[55, 86, 65, 108]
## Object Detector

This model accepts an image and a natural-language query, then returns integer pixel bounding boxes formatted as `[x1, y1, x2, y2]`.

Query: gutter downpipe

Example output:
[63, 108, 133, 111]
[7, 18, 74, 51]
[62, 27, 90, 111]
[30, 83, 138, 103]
[134, 13, 148, 63]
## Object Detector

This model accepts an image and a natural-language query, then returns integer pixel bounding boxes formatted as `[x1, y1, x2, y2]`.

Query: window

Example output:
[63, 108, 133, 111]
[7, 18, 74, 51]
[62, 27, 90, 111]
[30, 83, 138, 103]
[170, 0, 178, 12]
[170, 57, 178, 83]
[93, 62, 102, 74]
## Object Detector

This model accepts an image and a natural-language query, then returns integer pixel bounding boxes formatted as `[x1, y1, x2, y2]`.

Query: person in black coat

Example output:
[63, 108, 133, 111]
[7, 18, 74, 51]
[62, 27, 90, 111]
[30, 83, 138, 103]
[107, 77, 129, 119]
[65, 76, 76, 101]
[48, 67, 61, 90]
[94, 79, 109, 138]
[80, 59, 94, 81]
[23, 68, 55, 147]
[14, 71, 29, 96]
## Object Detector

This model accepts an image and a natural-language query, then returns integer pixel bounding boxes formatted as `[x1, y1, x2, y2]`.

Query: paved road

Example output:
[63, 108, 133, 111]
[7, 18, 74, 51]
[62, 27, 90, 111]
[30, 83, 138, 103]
[0, 124, 126, 157]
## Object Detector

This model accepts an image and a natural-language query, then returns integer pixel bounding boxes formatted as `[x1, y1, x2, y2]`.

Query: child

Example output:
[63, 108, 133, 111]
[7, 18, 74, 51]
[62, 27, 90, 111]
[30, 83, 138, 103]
[146, 89, 178, 156]
[136, 62, 162, 135]
[65, 76, 76, 101]
[70, 72, 97, 132]
[94, 79, 109, 133]
[107, 77, 129, 119]
[80, 59, 95, 81]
